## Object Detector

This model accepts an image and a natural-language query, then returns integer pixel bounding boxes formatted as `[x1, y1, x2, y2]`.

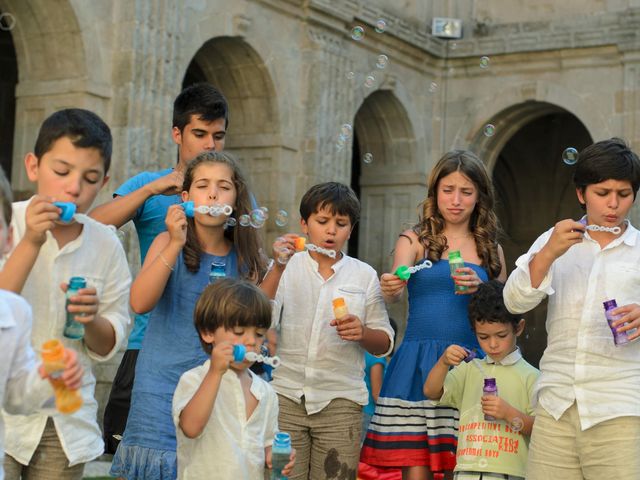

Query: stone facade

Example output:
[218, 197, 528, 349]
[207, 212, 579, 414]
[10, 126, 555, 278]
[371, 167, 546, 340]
[2, 0, 640, 425]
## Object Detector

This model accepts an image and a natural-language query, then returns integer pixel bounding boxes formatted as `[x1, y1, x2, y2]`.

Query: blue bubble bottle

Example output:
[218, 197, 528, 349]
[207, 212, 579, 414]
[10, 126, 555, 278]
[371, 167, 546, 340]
[63, 277, 87, 339]
[271, 432, 292, 479]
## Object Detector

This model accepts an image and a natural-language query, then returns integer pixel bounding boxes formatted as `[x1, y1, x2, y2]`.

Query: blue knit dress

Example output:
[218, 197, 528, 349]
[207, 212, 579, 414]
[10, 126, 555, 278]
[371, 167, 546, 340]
[361, 259, 488, 471]
[111, 249, 238, 480]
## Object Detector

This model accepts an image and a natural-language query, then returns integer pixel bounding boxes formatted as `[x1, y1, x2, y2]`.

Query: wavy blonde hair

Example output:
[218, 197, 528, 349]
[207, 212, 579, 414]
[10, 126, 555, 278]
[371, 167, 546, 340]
[414, 150, 502, 279]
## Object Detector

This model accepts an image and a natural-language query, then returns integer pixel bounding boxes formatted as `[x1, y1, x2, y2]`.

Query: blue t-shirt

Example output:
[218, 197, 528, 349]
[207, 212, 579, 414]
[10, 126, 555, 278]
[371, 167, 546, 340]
[115, 168, 180, 349]
[364, 352, 387, 415]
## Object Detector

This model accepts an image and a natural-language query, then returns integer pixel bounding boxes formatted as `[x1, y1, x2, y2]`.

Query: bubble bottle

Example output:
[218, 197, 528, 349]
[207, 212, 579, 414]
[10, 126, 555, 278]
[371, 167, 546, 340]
[63, 277, 87, 339]
[448, 250, 468, 292]
[270, 432, 292, 479]
[483, 378, 498, 421]
[209, 261, 226, 284]
[332, 297, 349, 324]
[603, 299, 629, 346]
[41, 339, 83, 414]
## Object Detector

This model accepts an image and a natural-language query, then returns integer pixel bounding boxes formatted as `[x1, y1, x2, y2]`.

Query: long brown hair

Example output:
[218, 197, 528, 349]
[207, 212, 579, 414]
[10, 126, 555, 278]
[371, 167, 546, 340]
[182, 151, 267, 280]
[414, 150, 502, 279]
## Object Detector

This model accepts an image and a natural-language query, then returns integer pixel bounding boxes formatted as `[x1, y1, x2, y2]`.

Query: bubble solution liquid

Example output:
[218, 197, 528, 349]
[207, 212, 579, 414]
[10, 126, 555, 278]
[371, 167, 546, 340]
[604, 299, 629, 346]
[448, 250, 468, 292]
[483, 378, 498, 421]
[270, 432, 292, 479]
[332, 297, 349, 324]
[63, 277, 86, 339]
[41, 339, 83, 414]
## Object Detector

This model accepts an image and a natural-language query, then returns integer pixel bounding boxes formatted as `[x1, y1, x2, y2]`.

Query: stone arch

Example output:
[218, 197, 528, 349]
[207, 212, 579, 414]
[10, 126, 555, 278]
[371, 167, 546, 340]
[0, 0, 105, 194]
[182, 36, 287, 237]
[469, 100, 592, 367]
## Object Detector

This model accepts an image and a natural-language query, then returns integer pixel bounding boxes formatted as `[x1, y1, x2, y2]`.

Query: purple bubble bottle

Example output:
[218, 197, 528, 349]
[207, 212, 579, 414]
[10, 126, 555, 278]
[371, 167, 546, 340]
[483, 378, 498, 421]
[604, 299, 629, 346]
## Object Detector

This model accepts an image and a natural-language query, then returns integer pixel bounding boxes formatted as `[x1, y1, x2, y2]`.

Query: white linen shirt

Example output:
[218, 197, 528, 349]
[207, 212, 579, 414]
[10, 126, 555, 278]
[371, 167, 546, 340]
[0, 290, 54, 480]
[173, 361, 279, 480]
[2, 199, 131, 466]
[271, 251, 394, 415]
[504, 220, 640, 430]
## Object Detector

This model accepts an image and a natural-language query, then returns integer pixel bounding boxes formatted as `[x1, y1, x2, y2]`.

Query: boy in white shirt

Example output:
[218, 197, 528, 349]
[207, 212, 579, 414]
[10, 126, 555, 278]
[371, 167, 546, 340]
[0, 109, 131, 480]
[173, 278, 295, 479]
[0, 166, 83, 480]
[504, 138, 640, 479]
[270, 182, 394, 479]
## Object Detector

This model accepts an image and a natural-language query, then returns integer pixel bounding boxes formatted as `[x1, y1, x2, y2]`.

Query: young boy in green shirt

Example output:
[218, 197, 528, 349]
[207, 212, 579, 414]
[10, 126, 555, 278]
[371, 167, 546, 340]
[424, 280, 539, 480]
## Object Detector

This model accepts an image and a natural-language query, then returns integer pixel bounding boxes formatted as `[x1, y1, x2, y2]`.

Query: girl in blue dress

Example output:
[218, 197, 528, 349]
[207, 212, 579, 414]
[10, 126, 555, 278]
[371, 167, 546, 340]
[111, 151, 286, 479]
[361, 150, 506, 480]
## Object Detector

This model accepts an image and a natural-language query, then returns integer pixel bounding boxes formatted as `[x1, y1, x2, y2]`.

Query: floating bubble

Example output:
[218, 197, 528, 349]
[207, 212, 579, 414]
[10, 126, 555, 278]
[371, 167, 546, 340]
[250, 209, 267, 228]
[0, 12, 16, 31]
[351, 26, 365, 41]
[450, 42, 457, 50]
[480, 56, 490, 68]
[483, 124, 495, 137]
[340, 123, 353, 139]
[276, 246, 292, 265]
[364, 74, 376, 88]
[259, 206, 269, 219]
[428, 82, 438, 93]
[376, 54, 389, 69]
[275, 210, 289, 227]
[225, 217, 237, 228]
[510, 417, 524, 433]
[375, 19, 387, 33]
[363, 153, 373, 164]
[562, 147, 579, 165]
[239, 214, 250, 227]
[478, 458, 488, 468]
[346, 71, 355, 80]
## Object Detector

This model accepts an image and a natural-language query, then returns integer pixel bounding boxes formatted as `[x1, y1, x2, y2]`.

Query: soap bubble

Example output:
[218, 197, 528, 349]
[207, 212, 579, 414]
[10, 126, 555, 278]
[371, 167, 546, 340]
[428, 82, 438, 93]
[483, 124, 495, 137]
[478, 458, 488, 468]
[510, 417, 524, 433]
[351, 26, 365, 41]
[562, 147, 579, 165]
[239, 214, 250, 227]
[346, 71, 355, 80]
[376, 54, 389, 69]
[364, 74, 376, 88]
[276, 246, 292, 265]
[275, 210, 289, 227]
[259, 206, 269, 219]
[450, 42, 457, 50]
[340, 123, 353, 140]
[225, 217, 237, 228]
[250, 209, 267, 228]
[363, 153, 373, 164]
[480, 56, 490, 68]
[0, 12, 16, 31]
[375, 19, 387, 33]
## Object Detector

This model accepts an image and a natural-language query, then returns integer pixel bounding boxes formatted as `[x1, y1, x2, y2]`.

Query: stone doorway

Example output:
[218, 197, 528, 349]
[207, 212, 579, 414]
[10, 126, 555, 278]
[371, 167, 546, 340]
[473, 103, 592, 367]
[0, 11, 17, 180]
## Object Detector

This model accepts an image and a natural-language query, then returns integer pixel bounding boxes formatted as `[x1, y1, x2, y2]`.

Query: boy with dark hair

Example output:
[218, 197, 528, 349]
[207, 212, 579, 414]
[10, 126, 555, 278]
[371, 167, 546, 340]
[0, 109, 131, 479]
[90, 82, 229, 453]
[504, 137, 640, 479]
[271, 181, 394, 479]
[0, 165, 84, 480]
[424, 280, 539, 480]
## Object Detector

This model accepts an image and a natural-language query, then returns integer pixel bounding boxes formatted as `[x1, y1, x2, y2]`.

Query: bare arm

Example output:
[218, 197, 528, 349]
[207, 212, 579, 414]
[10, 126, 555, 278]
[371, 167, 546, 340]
[89, 170, 184, 228]
[424, 345, 466, 399]
[381, 230, 421, 303]
[259, 234, 298, 298]
[130, 205, 187, 313]
[369, 363, 384, 403]
[497, 244, 507, 283]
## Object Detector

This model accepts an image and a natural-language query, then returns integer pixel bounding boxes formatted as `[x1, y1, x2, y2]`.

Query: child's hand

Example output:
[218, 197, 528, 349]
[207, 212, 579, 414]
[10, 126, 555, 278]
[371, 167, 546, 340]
[40, 348, 84, 390]
[60, 282, 99, 324]
[165, 204, 187, 247]
[451, 266, 482, 295]
[282, 448, 296, 476]
[442, 344, 467, 366]
[24, 195, 59, 246]
[330, 314, 364, 342]
[543, 219, 585, 260]
[272, 234, 298, 265]
[148, 170, 184, 196]
[210, 341, 233, 375]
[380, 272, 406, 298]
[611, 303, 640, 340]
[481, 395, 514, 421]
